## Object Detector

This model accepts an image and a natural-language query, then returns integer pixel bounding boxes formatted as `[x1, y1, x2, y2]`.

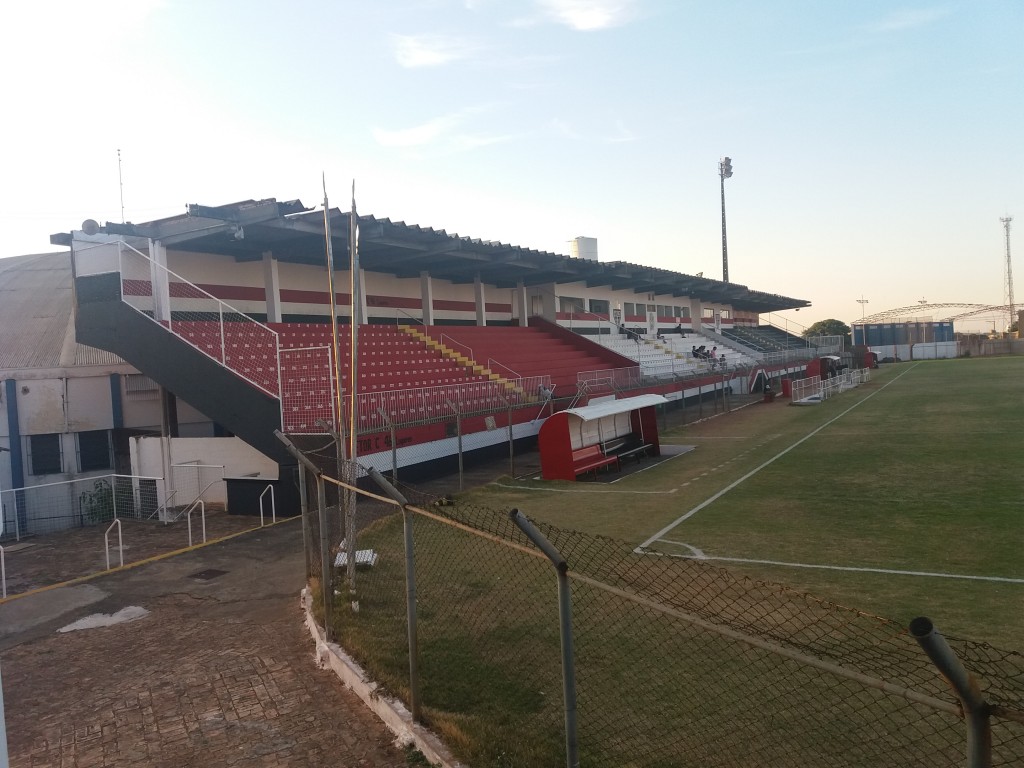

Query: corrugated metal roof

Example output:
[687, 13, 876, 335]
[0, 252, 128, 370]
[564, 394, 668, 422]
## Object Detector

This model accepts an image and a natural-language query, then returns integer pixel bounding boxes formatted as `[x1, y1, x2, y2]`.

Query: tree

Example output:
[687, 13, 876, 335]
[803, 319, 851, 345]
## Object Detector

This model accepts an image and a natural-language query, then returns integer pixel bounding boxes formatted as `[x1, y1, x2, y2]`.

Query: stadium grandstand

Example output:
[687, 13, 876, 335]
[50, 197, 824, 500]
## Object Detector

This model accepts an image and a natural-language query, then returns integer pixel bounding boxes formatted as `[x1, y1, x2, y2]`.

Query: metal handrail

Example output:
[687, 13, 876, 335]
[439, 333, 473, 363]
[487, 357, 520, 380]
[259, 485, 276, 527]
[186, 499, 206, 546]
[105, 519, 123, 570]
[394, 307, 427, 327]
[1, 543, 6, 598]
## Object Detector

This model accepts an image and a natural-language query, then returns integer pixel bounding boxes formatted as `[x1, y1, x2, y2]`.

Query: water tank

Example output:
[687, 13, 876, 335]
[570, 236, 598, 262]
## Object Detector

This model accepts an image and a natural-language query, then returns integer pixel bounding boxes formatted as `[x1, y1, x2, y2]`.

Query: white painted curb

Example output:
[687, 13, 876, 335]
[300, 589, 464, 768]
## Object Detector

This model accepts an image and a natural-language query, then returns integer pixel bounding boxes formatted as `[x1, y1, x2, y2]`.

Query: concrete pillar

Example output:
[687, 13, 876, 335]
[475, 275, 486, 326]
[690, 297, 703, 332]
[542, 287, 558, 323]
[516, 281, 529, 327]
[420, 271, 434, 325]
[149, 239, 171, 323]
[262, 251, 282, 323]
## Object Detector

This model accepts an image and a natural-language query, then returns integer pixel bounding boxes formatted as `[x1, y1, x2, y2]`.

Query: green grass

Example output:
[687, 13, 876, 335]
[466, 357, 1024, 649]
[322, 357, 1024, 767]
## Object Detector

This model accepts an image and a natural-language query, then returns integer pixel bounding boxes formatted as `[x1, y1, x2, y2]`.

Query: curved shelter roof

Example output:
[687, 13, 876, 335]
[0, 252, 126, 371]
[53, 197, 809, 314]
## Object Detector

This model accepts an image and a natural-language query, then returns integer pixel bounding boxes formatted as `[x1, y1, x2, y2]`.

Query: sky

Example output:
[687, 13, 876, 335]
[2, 0, 1021, 331]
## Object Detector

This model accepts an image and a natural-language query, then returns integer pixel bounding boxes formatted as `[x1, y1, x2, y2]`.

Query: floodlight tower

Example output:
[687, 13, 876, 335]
[719, 157, 734, 283]
[1002, 216, 1015, 332]
[855, 296, 869, 345]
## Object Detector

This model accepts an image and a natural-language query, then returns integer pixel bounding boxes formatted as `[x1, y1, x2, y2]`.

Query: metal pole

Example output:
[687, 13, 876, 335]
[509, 510, 579, 768]
[297, 464, 312, 580]
[274, 430, 333, 640]
[508, 400, 515, 478]
[317, 474, 333, 641]
[446, 399, 463, 491]
[720, 166, 729, 283]
[0, 661, 9, 768]
[368, 469, 420, 722]
[909, 617, 991, 768]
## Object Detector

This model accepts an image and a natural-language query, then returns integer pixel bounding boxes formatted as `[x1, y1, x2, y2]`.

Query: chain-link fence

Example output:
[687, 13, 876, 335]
[280, 447, 1024, 767]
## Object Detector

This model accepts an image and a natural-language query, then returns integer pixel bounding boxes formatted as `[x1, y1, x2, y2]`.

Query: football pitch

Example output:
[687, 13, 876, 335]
[473, 356, 1024, 650]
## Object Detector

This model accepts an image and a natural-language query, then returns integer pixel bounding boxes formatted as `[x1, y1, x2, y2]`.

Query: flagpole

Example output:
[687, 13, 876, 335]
[346, 179, 360, 607]
[349, 179, 359, 473]
[322, 176, 346, 454]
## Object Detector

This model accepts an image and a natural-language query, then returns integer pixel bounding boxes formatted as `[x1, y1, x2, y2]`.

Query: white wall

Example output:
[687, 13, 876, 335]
[131, 435, 278, 509]
[132, 436, 278, 480]
[912, 341, 959, 360]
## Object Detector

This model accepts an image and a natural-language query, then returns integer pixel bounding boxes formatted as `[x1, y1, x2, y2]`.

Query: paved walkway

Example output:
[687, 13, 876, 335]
[1, 520, 409, 767]
[1, 512, 261, 598]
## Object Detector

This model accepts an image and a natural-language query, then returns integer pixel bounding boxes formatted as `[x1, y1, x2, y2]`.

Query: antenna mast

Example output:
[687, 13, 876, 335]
[1002, 216, 1015, 332]
[118, 148, 125, 223]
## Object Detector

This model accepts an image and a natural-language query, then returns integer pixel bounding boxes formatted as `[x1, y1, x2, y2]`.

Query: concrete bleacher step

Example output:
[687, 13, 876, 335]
[397, 324, 525, 397]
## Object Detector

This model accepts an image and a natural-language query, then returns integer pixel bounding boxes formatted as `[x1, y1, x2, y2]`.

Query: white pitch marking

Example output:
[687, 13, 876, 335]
[657, 539, 707, 558]
[653, 552, 1024, 585]
[638, 365, 919, 549]
[491, 482, 678, 495]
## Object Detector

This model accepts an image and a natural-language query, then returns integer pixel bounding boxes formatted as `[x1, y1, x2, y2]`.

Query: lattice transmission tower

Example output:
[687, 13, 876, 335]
[1002, 216, 1015, 332]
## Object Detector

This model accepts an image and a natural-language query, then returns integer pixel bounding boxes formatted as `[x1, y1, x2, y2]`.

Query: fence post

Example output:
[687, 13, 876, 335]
[367, 468, 421, 722]
[275, 430, 333, 641]
[297, 465, 313, 580]
[910, 617, 991, 768]
[316, 474, 333, 639]
[445, 399, 464, 491]
[510, 509, 579, 768]
[0, 661, 9, 768]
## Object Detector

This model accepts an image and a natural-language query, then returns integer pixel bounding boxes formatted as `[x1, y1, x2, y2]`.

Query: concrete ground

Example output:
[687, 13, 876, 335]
[0, 519, 410, 767]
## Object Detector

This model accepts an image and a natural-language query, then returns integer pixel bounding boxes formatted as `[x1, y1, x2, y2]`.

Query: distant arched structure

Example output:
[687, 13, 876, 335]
[861, 303, 1011, 323]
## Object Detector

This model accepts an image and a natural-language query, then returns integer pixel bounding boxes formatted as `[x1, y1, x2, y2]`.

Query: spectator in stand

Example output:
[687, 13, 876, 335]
[675, 323, 686, 337]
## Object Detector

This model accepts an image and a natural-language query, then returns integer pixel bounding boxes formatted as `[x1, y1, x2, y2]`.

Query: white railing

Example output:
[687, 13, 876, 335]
[808, 335, 844, 354]
[105, 518, 123, 570]
[577, 366, 643, 391]
[348, 374, 552, 433]
[791, 375, 822, 402]
[259, 485, 276, 527]
[791, 369, 870, 403]
[186, 500, 206, 546]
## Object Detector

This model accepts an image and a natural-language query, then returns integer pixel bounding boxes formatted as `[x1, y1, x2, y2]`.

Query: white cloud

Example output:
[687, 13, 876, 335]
[535, 0, 637, 31]
[373, 114, 465, 147]
[392, 34, 476, 68]
[372, 106, 520, 154]
[870, 7, 951, 33]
